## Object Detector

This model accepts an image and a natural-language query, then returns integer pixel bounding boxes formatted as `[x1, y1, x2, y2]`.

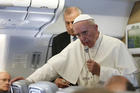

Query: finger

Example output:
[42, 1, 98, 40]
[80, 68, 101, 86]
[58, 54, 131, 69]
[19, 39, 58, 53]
[61, 79, 71, 86]
[64, 83, 70, 87]
[87, 60, 92, 63]
[87, 61, 92, 65]
[62, 79, 66, 83]
[59, 83, 69, 88]
[87, 62, 93, 67]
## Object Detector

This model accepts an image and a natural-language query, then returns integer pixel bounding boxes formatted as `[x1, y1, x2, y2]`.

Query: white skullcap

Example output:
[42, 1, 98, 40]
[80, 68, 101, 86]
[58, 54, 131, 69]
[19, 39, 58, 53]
[73, 14, 94, 24]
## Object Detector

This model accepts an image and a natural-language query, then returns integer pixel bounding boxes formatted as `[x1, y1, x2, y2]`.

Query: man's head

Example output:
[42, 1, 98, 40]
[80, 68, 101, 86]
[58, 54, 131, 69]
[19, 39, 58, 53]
[73, 14, 99, 48]
[64, 7, 81, 36]
[74, 87, 114, 93]
[104, 75, 136, 92]
[0, 71, 11, 92]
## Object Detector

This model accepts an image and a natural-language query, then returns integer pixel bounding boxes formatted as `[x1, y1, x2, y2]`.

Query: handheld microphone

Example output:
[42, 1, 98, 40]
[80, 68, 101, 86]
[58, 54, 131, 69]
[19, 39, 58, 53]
[84, 46, 91, 60]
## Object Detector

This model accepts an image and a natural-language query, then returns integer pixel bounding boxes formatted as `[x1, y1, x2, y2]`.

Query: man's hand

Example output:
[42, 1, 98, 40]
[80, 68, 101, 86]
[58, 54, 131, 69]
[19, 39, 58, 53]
[10, 77, 25, 85]
[54, 78, 70, 88]
[87, 59, 100, 76]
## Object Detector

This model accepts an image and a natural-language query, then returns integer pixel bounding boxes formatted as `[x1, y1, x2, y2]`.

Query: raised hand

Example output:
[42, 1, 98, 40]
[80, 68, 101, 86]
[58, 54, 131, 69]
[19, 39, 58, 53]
[87, 59, 100, 76]
[54, 77, 70, 88]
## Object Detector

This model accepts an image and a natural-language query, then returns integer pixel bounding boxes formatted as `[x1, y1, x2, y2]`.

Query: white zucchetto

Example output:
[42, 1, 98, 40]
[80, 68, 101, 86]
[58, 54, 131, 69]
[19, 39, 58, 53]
[73, 14, 94, 24]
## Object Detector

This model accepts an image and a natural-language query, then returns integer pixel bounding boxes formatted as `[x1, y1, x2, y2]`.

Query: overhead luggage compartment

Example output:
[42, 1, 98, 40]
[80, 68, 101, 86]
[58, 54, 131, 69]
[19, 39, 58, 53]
[0, 0, 65, 78]
[0, 0, 65, 34]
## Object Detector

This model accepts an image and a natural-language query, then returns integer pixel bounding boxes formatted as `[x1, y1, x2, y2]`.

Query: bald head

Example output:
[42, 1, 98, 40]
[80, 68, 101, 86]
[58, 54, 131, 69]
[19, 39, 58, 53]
[104, 75, 135, 92]
[0, 71, 11, 92]
[64, 7, 81, 36]
[74, 87, 114, 93]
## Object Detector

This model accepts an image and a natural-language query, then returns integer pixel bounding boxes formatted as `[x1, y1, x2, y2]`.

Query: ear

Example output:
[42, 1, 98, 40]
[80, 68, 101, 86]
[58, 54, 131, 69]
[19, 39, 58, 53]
[95, 24, 98, 29]
[94, 24, 98, 31]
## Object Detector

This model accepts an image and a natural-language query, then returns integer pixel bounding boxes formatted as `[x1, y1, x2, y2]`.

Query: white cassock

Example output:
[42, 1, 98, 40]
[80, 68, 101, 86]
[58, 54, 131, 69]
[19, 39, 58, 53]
[27, 33, 138, 87]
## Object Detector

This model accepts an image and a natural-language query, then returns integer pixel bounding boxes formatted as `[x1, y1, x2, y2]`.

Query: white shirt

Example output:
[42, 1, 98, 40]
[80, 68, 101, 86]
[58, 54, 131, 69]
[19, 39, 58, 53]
[71, 36, 77, 42]
[27, 33, 138, 87]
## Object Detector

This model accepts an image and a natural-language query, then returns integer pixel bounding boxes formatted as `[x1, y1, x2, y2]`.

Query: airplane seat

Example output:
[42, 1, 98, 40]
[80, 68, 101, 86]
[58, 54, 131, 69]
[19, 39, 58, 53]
[44, 34, 58, 61]
[28, 81, 58, 93]
[11, 80, 30, 93]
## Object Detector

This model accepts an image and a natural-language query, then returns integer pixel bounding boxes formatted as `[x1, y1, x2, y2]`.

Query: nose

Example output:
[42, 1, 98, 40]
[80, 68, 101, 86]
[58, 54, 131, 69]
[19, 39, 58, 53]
[5, 80, 10, 84]
[6, 82, 9, 85]
[69, 23, 73, 29]
[79, 35, 86, 42]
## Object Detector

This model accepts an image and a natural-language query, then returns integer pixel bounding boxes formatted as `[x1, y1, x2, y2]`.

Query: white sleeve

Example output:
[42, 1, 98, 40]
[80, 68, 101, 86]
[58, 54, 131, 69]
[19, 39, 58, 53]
[99, 66, 138, 86]
[26, 63, 59, 83]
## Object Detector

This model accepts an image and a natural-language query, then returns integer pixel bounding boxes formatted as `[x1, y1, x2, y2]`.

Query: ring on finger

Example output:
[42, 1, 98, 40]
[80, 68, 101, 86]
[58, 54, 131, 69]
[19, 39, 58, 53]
[62, 79, 66, 83]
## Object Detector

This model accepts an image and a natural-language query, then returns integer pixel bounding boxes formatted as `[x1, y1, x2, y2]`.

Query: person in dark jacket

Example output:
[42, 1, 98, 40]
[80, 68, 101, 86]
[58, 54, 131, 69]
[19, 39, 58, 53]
[52, 6, 82, 56]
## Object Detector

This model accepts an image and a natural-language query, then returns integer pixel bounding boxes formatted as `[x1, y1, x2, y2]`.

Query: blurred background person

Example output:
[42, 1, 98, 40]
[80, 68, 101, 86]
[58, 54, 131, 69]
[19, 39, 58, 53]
[74, 87, 114, 93]
[104, 75, 136, 92]
[0, 70, 11, 93]
[52, 6, 82, 56]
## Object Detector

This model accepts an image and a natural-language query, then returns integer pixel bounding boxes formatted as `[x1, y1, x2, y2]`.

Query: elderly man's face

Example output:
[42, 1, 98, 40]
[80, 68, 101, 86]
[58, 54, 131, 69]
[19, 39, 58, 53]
[64, 12, 80, 36]
[0, 72, 11, 92]
[73, 20, 99, 48]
